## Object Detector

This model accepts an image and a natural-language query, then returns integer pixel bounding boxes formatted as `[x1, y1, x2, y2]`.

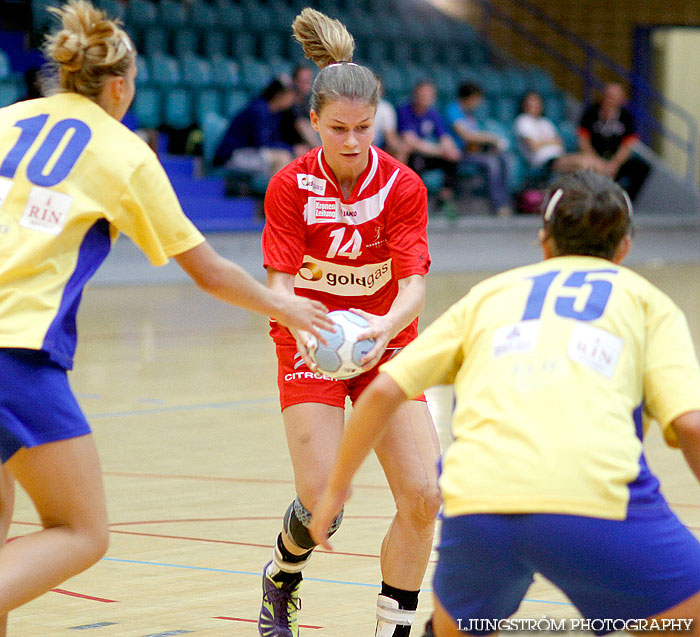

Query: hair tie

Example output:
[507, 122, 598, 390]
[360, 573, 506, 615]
[543, 188, 564, 222]
[121, 36, 132, 52]
[621, 190, 633, 218]
[544, 187, 633, 223]
[326, 61, 358, 68]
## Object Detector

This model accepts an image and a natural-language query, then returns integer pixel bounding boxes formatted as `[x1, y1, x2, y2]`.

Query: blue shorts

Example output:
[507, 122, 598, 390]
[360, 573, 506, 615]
[0, 348, 91, 462]
[434, 510, 700, 635]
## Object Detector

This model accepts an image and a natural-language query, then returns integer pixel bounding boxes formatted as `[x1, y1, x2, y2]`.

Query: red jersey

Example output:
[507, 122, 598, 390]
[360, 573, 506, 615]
[263, 145, 430, 347]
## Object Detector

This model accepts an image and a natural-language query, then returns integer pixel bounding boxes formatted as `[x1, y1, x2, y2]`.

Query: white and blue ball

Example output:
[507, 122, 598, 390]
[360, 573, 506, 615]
[309, 310, 375, 380]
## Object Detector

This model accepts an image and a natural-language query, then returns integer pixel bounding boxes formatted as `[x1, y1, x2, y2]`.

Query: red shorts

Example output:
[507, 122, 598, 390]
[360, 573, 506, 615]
[275, 344, 426, 411]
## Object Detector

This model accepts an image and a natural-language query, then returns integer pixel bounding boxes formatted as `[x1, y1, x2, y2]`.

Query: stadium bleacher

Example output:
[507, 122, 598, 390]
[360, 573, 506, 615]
[18, 0, 581, 228]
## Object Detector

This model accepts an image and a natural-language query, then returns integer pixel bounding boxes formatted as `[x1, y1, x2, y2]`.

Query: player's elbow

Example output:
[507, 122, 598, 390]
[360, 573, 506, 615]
[673, 411, 700, 448]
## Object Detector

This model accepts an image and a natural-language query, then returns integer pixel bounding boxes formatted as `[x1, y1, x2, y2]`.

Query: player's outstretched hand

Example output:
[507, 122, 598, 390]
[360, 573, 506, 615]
[348, 308, 392, 370]
[309, 485, 352, 551]
[273, 295, 333, 340]
[290, 328, 320, 371]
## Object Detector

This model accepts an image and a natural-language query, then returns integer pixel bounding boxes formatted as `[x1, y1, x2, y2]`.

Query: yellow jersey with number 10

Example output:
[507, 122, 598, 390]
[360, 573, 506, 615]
[0, 92, 204, 368]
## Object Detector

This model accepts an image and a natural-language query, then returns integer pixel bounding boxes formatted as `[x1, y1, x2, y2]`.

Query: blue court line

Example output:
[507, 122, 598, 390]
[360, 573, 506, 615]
[137, 397, 167, 405]
[101, 558, 573, 605]
[87, 397, 278, 420]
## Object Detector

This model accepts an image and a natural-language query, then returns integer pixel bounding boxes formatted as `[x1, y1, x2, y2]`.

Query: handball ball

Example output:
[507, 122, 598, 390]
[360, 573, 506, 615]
[309, 310, 375, 380]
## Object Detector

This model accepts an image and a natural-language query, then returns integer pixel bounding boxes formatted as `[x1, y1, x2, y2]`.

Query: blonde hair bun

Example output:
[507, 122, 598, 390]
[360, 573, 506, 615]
[43, 0, 133, 100]
[51, 31, 87, 73]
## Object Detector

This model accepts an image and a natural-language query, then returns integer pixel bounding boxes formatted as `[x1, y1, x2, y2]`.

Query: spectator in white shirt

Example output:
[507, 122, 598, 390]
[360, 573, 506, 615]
[372, 78, 407, 163]
[514, 91, 604, 180]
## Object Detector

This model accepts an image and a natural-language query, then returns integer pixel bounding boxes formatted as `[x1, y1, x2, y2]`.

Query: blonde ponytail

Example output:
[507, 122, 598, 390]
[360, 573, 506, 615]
[292, 8, 354, 69]
[292, 7, 378, 114]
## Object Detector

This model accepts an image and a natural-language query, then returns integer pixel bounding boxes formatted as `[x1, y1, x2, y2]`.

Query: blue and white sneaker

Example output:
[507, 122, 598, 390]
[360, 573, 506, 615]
[258, 561, 301, 636]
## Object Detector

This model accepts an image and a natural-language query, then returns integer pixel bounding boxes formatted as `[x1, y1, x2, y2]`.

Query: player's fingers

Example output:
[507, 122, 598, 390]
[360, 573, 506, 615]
[310, 527, 332, 551]
[361, 336, 389, 365]
[360, 357, 380, 370]
[350, 309, 389, 340]
[307, 324, 328, 346]
[359, 346, 383, 368]
[348, 307, 372, 319]
[309, 514, 335, 550]
[301, 350, 318, 371]
[319, 537, 333, 551]
[312, 305, 334, 330]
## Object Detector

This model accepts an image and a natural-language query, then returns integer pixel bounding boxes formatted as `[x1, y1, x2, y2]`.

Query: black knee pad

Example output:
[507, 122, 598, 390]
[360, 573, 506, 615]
[283, 497, 343, 550]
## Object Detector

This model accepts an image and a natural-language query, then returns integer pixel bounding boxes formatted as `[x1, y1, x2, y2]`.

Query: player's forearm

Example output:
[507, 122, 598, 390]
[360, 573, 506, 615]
[385, 275, 426, 340]
[266, 268, 296, 295]
[198, 257, 288, 317]
[175, 243, 272, 315]
[672, 411, 700, 484]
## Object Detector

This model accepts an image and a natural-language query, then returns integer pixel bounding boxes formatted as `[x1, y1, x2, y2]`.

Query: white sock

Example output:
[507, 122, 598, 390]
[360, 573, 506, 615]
[375, 594, 415, 636]
[266, 542, 311, 579]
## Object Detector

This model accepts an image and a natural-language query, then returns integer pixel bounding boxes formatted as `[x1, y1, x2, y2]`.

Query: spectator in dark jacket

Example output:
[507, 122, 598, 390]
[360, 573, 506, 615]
[280, 65, 318, 153]
[578, 82, 650, 201]
[214, 77, 296, 176]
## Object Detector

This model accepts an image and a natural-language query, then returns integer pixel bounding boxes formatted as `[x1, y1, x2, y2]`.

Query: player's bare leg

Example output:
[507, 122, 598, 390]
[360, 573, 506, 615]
[0, 435, 108, 614]
[645, 588, 700, 636]
[373, 400, 441, 636]
[0, 465, 14, 636]
[259, 403, 345, 636]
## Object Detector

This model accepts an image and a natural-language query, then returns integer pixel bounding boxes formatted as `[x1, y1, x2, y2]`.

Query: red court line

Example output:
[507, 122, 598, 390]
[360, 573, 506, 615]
[110, 516, 283, 526]
[215, 616, 322, 629]
[103, 470, 390, 490]
[10, 521, 388, 559]
[108, 529, 383, 559]
[52, 589, 117, 603]
[108, 515, 394, 527]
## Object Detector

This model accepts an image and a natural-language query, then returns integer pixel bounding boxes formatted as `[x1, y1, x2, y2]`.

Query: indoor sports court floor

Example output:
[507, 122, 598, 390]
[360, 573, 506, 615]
[7, 220, 700, 636]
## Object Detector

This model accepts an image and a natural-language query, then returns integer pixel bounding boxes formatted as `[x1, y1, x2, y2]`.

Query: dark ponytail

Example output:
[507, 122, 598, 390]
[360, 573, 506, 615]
[542, 171, 633, 260]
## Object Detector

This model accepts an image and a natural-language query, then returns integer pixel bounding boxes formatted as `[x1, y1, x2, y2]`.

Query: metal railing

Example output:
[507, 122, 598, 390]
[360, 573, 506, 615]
[472, 0, 698, 186]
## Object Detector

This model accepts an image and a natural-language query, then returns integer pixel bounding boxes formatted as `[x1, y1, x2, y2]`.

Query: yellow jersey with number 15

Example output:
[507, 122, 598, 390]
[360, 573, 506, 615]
[381, 256, 700, 521]
[0, 92, 204, 369]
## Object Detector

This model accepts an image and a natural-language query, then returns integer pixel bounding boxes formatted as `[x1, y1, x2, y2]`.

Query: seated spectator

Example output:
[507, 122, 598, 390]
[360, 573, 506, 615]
[397, 80, 461, 214]
[578, 82, 650, 201]
[372, 77, 407, 162]
[445, 82, 513, 217]
[214, 77, 296, 185]
[281, 64, 319, 153]
[514, 91, 605, 182]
